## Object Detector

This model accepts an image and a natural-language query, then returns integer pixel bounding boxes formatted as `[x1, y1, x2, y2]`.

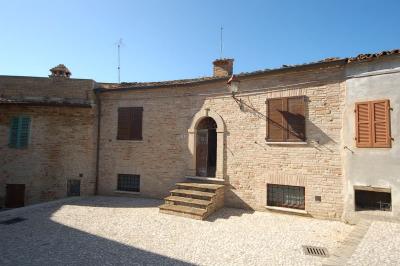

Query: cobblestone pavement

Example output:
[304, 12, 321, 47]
[0, 196, 353, 265]
[346, 221, 400, 265]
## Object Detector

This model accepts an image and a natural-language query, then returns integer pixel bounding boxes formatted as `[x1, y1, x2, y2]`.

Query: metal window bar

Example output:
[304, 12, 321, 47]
[267, 184, 305, 210]
[117, 174, 140, 192]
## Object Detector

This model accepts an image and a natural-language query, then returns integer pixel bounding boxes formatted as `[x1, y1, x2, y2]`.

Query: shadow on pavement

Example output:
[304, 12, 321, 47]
[0, 196, 193, 266]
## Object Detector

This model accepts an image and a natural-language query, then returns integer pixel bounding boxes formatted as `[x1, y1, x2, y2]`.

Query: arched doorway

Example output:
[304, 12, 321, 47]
[196, 117, 217, 177]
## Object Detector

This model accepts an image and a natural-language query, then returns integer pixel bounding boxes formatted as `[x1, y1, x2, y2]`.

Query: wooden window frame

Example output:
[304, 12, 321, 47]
[265, 96, 306, 142]
[355, 99, 391, 148]
[117, 107, 143, 140]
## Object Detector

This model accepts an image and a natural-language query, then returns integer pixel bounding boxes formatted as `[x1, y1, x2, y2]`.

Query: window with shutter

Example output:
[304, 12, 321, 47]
[9, 116, 31, 149]
[117, 107, 143, 140]
[266, 96, 306, 142]
[355, 100, 391, 148]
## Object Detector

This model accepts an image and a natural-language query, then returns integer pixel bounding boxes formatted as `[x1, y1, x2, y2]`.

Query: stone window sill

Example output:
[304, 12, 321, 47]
[265, 205, 308, 215]
[185, 176, 225, 183]
[265, 141, 308, 145]
[114, 190, 140, 195]
[115, 140, 144, 142]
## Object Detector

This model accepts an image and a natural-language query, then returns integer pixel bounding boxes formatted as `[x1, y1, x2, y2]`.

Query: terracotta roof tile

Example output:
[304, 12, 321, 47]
[347, 49, 400, 62]
[98, 48, 400, 92]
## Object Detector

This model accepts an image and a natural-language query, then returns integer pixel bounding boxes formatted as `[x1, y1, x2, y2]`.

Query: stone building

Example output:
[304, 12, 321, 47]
[0, 65, 98, 207]
[342, 51, 400, 222]
[97, 58, 346, 219]
[1, 50, 399, 221]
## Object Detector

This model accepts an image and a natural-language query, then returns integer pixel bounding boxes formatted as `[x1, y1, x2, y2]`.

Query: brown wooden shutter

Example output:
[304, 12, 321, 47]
[371, 100, 391, 147]
[117, 107, 131, 140]
[266, 98, 285, 141]
[131, 107, 143, 140]
[266, 96, 305, 142]
[355, 102, 372, 147]
[117, 107, 143, 140]
[287, 96, 305, 141]
[355, 100, 391, 148]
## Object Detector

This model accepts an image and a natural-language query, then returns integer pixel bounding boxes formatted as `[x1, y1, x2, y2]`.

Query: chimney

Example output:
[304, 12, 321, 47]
[212, 58, 234, 77]
[49, 64, 71, 79]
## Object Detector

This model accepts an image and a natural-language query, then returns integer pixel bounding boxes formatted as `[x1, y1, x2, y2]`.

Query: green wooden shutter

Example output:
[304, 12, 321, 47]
[18, 117, 31, 148]
[9, 117, 19, 148]
[9, 116, 31, 148]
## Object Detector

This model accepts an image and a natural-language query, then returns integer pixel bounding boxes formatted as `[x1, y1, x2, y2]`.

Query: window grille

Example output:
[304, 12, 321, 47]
[267, 184, 305, 210]
[117, 174, 140, 192]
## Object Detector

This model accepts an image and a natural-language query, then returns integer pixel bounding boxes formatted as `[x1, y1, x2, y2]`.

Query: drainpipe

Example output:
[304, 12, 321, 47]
[94, 88, 102, 195]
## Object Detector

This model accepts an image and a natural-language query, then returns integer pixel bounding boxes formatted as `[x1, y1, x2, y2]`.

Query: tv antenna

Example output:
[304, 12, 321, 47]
[115, 38, 124, 83]
[220, 26, 223, 58]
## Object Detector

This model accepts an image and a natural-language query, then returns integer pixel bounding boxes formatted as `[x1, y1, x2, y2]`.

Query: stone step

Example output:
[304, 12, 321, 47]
[176, 182, 224, 191]
[165, 196, 211, 207]
[170, 189, 215, 199]
[159, 204, 207, 219]
[160, 180, 224, 220]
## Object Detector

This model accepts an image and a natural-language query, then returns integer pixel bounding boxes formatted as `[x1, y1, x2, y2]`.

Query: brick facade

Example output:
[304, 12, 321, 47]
[98, 64, 346, 219]
[0, 76, 97, 207]
[3, 52, 396, 220]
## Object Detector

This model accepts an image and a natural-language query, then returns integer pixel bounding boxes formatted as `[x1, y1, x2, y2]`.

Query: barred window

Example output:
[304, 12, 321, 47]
[267, 184, 305, 210]
[117, 174, 140, 192]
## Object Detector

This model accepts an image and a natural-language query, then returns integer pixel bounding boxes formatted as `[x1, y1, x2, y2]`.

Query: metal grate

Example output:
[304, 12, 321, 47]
[267, 184, 305, 210]
[302, 245, 329, 257]
[117, 174, 140, 192]
[67, 179, 81, 197]
[0, 217, 27, 225]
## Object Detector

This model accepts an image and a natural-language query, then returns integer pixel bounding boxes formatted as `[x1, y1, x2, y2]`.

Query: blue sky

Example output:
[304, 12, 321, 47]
[0, 0, 399, 82]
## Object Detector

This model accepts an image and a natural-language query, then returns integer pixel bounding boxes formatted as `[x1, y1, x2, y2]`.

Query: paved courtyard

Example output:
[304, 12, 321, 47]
[0, 196, 398, 265]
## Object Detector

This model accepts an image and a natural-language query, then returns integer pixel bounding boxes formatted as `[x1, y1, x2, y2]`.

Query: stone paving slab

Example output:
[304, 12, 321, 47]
[0, 196, 353, 266]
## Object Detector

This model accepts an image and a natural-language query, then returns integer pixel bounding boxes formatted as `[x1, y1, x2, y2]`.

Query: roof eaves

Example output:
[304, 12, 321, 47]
[96, 48, 400, 93]
[0, 97, 93, 108]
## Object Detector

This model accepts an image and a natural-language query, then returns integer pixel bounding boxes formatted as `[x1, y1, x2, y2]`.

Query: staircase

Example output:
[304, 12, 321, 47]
[159, 182, 225, 220]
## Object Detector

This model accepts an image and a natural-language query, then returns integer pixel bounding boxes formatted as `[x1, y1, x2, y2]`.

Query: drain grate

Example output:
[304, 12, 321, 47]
[302, 245, 329, 257]
[0, 217, 27, 225]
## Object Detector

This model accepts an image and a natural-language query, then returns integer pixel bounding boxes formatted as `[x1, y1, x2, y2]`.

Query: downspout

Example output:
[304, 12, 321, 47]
[94, 88, 102, 195]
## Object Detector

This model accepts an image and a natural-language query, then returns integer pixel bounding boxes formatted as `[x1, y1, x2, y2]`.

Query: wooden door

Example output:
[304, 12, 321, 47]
[196, 129, 209, 176]
[207, 128, 217, 177]
[5, 184, 25, 208]
[67, 179, 81, 196]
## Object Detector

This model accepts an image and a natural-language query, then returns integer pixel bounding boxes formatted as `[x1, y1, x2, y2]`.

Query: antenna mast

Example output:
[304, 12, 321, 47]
[116, 38, 123, 83]
[220, 26, 223, 58]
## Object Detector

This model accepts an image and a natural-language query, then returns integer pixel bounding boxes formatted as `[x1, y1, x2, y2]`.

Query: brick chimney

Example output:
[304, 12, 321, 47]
[212, 58, 234, 77]
[49, 64, 71, 79]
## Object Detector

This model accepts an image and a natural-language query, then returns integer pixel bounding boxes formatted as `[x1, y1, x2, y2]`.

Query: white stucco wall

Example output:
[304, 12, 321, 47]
[343, 56, 400, 220]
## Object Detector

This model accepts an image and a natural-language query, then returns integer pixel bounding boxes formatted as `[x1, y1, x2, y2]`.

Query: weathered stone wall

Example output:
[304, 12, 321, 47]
[0, 75, 95, 101]
[98, 64, 346, 219]
[0, 76, 97, 207]
[0, 106, 97, 206]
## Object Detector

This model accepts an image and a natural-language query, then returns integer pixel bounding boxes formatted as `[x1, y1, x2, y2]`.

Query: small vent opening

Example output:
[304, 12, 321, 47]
[302, 245, 329, 257]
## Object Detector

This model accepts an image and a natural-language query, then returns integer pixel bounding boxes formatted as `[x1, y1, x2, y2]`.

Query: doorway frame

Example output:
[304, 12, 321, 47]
[188, 108, 225, 180]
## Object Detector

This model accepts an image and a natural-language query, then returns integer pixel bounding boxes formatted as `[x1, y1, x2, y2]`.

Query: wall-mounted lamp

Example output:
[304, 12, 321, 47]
[227, 75, 244, 110]
[227, 75, 240, 95]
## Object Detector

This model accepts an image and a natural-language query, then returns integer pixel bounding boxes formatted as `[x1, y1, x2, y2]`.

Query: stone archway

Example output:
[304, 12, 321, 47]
[187, 108, 225, 180]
